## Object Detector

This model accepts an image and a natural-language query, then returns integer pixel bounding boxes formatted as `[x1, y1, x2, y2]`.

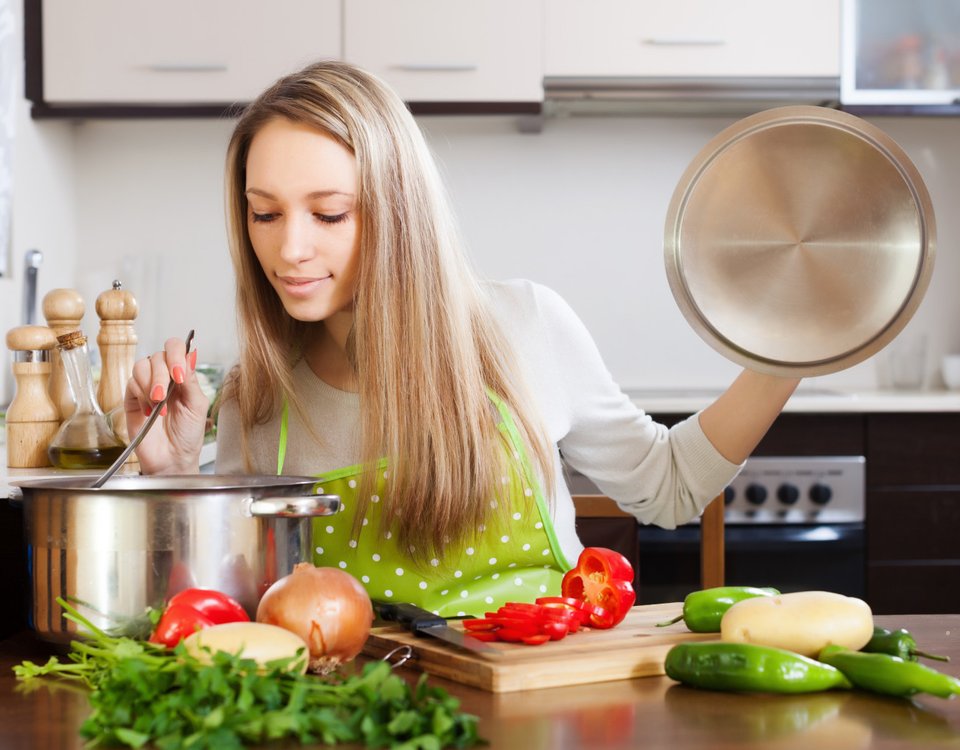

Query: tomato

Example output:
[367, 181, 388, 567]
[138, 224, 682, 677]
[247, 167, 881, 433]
[167, 588, 250, 625]
[149, 603, 215, 647]
[560, 547, 636, 628]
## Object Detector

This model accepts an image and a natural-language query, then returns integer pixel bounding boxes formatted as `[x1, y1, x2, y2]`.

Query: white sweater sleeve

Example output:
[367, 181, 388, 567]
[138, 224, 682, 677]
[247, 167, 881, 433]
[497, 280, 741, 530]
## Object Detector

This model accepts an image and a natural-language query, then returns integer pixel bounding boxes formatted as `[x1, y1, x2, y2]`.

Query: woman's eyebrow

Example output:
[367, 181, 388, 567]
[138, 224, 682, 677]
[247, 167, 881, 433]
[245, 188, 355, 200]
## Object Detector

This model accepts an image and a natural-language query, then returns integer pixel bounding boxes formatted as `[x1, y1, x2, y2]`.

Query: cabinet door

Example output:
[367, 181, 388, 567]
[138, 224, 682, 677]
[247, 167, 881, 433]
[343, 0, 542, 102]
[545, 0, 840, 78]
[42, 0, 341, 104]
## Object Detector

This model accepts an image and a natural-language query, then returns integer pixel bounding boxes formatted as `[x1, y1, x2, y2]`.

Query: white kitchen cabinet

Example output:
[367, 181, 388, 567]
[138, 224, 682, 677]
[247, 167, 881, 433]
[41, 0, 341, 104]
[545, 0, 840, 79]
[343, 0, 542, 103]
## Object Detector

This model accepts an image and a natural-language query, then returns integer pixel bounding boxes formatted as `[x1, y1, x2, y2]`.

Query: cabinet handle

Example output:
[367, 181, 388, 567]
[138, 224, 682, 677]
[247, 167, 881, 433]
[391, 63, 479, 73]
[641, 38, 726, 47]
[142, 64, 229, 73]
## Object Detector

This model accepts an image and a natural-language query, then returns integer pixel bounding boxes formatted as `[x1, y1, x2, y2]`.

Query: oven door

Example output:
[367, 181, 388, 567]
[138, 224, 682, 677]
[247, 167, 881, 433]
[636, 522, 866, 604]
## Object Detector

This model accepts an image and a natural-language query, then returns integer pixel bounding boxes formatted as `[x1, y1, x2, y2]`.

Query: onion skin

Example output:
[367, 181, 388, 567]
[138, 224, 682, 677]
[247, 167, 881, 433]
[256, 563, 374, 674]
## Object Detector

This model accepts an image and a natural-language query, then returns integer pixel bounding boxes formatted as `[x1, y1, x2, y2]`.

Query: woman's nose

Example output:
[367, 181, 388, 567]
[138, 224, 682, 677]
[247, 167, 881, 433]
[278, 217, 315, 263]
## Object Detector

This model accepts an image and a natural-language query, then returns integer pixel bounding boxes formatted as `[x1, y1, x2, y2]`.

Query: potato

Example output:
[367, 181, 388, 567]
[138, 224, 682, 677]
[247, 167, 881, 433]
[720, 590, 873, 657]
[183, 621, 309, 673]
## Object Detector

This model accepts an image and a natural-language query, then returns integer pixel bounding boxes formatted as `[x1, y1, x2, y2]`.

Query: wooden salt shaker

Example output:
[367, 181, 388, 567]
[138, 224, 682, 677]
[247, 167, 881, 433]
[42, 288, 85, 420]
[5, 325, 59, 468]
[96, 280, 138, 443]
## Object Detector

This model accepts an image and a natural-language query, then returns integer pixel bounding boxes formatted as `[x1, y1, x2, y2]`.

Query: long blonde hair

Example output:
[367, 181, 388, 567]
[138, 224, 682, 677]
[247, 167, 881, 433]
[223, 60, 555, 562]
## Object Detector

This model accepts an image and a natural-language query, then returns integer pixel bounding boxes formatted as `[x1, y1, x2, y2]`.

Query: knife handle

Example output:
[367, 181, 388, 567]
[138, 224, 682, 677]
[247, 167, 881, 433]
[374, 601, 447, 633]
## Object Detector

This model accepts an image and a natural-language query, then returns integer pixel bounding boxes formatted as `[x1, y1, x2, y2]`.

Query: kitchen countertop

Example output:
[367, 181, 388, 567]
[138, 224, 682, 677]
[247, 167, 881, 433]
[2, 614, 959, 749]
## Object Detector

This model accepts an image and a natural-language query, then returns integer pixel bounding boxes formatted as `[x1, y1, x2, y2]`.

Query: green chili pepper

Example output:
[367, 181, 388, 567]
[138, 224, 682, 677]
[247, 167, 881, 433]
[863, 626, 949, 663]
[657, 586, 780, 632]
[665, 642, 852, 694]
[818, 645, 960, 699]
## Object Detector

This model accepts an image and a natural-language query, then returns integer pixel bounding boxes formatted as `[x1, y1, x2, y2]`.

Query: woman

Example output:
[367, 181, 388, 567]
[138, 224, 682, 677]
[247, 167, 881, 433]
[126, 60, 799, 616]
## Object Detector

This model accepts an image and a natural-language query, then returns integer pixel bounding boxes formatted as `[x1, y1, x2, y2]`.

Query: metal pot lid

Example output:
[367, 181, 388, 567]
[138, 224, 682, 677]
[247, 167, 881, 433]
[664, 105, 936, 377]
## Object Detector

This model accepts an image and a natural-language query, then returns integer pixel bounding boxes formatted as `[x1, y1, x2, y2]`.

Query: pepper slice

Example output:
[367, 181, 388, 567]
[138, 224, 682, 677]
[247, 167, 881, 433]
[560, 547, 636, 628]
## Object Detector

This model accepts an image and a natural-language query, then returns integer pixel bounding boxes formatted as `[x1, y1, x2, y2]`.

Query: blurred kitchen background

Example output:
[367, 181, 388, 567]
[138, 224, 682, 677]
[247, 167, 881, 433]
[3, 0, 960, 405]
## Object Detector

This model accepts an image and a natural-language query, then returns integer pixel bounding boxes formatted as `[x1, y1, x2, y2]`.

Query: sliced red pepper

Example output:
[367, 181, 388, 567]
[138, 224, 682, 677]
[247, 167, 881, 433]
[466, 631, 500, 642]
[521, 633, 550, 646]
[166, 588, 250, 624]
[560, 547, 636, 628]
[148, 602, 215, 647]
[541, 620, 570, 640]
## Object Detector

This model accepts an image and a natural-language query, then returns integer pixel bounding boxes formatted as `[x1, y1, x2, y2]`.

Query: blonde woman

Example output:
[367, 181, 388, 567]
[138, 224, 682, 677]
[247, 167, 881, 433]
[126, 60, 799, 616]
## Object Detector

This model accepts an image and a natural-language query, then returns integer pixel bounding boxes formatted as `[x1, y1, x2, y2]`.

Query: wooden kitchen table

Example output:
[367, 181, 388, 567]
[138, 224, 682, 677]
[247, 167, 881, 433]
[2, 615, 960, 750]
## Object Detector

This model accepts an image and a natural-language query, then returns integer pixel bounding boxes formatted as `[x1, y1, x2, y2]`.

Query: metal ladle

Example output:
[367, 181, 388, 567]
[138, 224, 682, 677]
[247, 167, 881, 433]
[92, 330, 195, 488]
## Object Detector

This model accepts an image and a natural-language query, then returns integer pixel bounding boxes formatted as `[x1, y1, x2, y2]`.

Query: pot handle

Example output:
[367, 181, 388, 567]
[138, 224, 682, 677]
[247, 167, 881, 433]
[247, 493, 340, 518]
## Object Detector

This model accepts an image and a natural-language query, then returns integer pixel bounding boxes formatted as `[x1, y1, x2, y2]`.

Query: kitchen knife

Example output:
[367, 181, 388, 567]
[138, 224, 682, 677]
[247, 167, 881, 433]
[373, 600, 498, 656]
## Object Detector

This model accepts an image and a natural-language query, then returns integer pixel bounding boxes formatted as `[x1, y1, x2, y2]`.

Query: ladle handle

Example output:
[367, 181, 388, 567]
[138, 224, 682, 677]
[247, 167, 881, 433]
[91, 330, 195, 488]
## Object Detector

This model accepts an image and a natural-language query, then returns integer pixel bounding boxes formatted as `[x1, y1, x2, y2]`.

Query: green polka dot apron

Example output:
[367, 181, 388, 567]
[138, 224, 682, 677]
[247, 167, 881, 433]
[277, 394, 571, 616]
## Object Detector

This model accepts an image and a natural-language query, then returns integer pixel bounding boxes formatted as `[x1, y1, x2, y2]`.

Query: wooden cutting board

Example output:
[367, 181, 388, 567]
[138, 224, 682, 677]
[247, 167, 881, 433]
[362, 601, 715, 692]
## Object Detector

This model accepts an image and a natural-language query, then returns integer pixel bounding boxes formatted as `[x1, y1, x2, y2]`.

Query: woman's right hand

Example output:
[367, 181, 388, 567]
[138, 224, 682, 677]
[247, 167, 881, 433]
[124, 337, 209, 474]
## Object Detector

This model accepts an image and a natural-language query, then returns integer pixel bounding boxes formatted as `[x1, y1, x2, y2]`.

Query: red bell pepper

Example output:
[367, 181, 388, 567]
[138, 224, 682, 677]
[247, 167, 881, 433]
[560, 547, 636, 628]
[148, 588, 250, 647]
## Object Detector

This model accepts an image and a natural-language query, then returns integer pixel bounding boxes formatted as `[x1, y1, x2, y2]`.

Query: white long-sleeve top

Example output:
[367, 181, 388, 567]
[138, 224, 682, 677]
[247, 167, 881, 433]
[216, 279, 741, 566]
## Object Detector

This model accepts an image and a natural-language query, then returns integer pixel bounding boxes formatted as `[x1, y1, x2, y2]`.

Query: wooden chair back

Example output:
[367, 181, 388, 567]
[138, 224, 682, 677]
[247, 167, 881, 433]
[572, 493, 725, 590]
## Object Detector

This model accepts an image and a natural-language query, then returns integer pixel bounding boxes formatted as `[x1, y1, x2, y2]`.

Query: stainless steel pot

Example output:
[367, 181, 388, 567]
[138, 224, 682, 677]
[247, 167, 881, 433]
[664, 105, 936, 377]
[10, 474, 339, 643]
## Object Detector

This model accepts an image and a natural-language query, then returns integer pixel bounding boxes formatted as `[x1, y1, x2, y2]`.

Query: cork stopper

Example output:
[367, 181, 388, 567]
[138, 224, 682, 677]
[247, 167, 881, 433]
[96, 280, 138, 322]
[56, 330, 87, 350]
[42, 288, 85, 323]
[6, 325, 58, 352]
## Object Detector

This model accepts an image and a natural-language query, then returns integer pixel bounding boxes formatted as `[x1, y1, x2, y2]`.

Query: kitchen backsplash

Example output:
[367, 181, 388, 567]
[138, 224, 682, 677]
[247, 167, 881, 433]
[7, 105, 960, 396]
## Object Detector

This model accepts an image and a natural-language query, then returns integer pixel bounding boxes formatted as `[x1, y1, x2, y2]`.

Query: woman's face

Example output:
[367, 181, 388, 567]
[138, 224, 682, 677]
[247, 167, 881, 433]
[245, 117, 360, 325]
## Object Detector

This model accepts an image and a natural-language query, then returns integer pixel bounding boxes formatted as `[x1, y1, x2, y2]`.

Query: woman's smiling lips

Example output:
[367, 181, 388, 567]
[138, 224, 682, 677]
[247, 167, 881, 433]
[277, 274, 332, 297]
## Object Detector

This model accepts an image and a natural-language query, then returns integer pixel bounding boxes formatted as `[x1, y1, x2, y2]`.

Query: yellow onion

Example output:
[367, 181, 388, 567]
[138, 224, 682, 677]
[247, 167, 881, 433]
[256, 563, 374, 674]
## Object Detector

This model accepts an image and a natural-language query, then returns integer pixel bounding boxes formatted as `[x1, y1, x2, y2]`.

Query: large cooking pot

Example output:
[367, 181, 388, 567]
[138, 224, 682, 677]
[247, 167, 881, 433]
[664, 105, 935, 376]
[10, 474, 339, 643]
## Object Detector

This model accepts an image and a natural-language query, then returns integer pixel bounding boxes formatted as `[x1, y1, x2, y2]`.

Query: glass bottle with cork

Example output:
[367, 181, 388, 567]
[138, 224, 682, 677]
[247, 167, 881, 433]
[47, 330, 126, 469]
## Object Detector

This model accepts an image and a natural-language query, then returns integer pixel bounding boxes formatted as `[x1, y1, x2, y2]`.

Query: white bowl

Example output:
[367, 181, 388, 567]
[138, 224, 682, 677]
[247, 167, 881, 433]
[942, 354, 960, 390]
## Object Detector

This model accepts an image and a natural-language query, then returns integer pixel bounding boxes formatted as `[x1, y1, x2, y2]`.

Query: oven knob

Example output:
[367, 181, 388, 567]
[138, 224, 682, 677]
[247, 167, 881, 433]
[809, 483, 833, 505]
[745, 483, 767, 505]
[777, 483, 800, 505]
[724, 486, 735, 505]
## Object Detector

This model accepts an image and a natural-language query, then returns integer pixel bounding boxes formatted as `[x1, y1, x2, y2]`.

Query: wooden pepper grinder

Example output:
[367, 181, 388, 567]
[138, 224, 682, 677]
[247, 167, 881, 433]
[42, 288, 85, 420]
[5, 325, 59, 468]
[96, 280, 138, 444]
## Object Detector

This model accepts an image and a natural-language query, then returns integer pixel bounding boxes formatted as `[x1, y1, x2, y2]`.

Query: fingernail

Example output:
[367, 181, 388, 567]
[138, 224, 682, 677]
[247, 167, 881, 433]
[150, 384, 165, 401]
[144, 405, 152, 417]
[160, 405, 168, 417]
[172, 366, 185, 385]
[188, 350, 198, 371]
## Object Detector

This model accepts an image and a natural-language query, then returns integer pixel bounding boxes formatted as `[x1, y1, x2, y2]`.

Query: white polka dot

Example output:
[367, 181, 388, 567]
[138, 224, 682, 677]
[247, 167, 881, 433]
[542, 549, 550, 556]
[325, 525, 335, 534]
[409, 545, 416, 553]
[473, 575, 482, 581]
[371, 495, 380, 503]
[384, 531, 392, 540]
[454, 570, 463, 578]
[457, 611, 466, 617]
[460, 590, 469, 598]
[514, 577, 523, 586]
[539, 585, 548, 593]
[372, 553, 381, 562]
[490, 500, 498, 509]
[348, 479, 357, 489]
[522, 543, 531, 551]
[338, 561, 347, 569]
[395, 567, 404, 576]
[432, 610, 440, 615]
[362, 518, 369, 526]
[348, 540, 358, 548]
[500, 535, 509, 543]
[513, 450, 520, 460]
[512, 512, 521, 521]
[361, 575, 370, 583]
[508, 563, 517, 568]
[338, 504, 346, 513]
[488, 557, 497, 565]
[535, 522, 543, 529]
[383, 470, 389, 479]
[315, 546, 324, 555]
[441, 589, 449, 596]
[524, 488, 533, 497]
[466, 547, 475, 556]
[430, 558, 440, 567]
[492, 573, 500, 580]
[501, 476, 509, 485]
[478, 524, 486, 532]
[484, 596, 494, 604]
[418, 581, 428, 590]
[384, 589, 393, 597]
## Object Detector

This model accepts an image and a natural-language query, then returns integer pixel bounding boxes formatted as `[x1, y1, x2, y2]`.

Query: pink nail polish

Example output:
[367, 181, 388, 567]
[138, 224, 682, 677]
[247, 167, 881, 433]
[160, 405, 168, 417]
[144, 405, 152, 417]
[150, 384, 165, 401]
[172, 366, 185, 385]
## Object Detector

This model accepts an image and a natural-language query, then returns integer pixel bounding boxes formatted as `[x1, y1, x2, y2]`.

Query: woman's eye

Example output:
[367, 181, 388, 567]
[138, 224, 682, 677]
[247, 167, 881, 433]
[250, 212, 277, 223]
[315, 212, 349, 224]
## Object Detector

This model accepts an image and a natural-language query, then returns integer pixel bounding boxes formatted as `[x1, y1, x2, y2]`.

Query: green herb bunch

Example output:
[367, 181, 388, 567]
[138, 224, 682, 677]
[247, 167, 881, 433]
[15, 600, 482, 750]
